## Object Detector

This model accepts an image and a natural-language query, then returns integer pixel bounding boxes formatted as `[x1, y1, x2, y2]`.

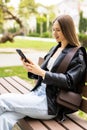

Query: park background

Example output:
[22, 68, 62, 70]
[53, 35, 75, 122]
[0, 0, 87, 129]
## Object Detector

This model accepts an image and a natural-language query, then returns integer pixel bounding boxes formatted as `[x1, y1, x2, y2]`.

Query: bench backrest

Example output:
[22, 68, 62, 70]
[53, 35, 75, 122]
[80, 77, 87, 113]
[80, 52, 87, 113]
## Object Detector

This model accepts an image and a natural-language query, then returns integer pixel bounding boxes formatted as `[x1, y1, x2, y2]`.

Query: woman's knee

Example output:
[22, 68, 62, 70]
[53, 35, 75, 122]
[0, 114, 14, 130]
[0, 112, 16, 124]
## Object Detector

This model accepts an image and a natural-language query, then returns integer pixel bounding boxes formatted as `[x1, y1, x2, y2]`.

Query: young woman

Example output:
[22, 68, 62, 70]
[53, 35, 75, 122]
[0, 14, 86, 130]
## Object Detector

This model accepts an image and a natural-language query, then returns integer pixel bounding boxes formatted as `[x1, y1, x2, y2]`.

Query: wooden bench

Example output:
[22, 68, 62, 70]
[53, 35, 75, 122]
[0, 76, 87, 130]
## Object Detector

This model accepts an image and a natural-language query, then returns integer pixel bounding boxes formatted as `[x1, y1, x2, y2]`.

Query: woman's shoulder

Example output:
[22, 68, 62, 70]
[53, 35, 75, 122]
[66, 45, 86, 63]
[72, 46, 87, 66]
[76, 46, 86, 58]
[68, 45, 86, 56]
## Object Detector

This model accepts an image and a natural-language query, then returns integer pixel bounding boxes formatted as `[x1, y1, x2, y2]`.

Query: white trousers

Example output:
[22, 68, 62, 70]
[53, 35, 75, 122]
[0, 83, 55, 130]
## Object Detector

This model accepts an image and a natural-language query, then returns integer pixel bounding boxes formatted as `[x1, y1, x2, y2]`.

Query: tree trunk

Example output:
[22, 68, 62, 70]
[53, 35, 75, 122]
[0, 4, 25, 43]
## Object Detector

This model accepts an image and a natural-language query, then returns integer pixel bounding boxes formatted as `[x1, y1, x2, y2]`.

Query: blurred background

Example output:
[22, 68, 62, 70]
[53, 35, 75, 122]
[0, 0, 87, 47]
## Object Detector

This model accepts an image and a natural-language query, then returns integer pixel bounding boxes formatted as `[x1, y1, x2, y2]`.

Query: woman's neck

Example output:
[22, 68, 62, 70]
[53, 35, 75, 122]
[60, 41, 68, 49]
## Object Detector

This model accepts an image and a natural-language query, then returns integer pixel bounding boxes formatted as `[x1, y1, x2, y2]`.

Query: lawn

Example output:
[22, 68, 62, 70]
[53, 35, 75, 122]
[0, 65, 35, 84]
[0, 38, 56, 51]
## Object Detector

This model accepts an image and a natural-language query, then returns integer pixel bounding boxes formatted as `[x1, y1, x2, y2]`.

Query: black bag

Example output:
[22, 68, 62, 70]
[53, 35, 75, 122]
[56, 47, 83, 111]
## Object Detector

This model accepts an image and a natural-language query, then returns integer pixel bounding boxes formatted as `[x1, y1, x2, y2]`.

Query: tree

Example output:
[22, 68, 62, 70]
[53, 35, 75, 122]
[0, 0, 39, 43]
[0, 5, 25, 43]
[0, 0, 25, 43]
[36, 5, 56, 36]
[18, 0, 37, 18]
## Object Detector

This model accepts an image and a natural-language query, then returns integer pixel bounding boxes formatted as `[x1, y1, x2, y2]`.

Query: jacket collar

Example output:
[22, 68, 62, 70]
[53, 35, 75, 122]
[50, 44, 75, 72]
[41, 43, 75, 70]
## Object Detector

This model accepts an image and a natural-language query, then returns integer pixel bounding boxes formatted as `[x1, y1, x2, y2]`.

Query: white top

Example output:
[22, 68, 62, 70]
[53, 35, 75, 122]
[47, 57, 57, 71]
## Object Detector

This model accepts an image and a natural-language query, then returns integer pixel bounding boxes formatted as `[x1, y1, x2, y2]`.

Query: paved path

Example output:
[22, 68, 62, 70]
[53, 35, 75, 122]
[0, 48, 46, 67]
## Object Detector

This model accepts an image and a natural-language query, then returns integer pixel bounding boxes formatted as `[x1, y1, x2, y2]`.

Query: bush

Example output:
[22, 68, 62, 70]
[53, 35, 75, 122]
[28, 32, 40, 37]
[79, 11, 87, 33]
[8, 27, 18, 33]
[78, 33, 87, 47]
[41, 32, 52, 38]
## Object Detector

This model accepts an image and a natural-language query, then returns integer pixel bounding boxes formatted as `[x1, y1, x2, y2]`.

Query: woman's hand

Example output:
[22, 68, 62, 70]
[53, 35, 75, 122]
[22, 58, 46, 78]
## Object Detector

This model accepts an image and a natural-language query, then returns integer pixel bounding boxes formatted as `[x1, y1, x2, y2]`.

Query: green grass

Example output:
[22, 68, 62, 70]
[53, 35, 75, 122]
[0, 38, 56, 51]
[0, 65, 34, 84]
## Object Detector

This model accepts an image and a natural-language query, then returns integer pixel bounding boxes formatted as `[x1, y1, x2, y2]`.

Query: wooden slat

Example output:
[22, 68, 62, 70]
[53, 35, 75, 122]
[12, 76, 33, 90]
[18, 119, 34, 130]
[61, 117, 83, 130]
[4, 77, 29, 94]
[0, 83, 8, 94]
[27, 120, 48, 130]
[42, 120, 65, 130]
[18, 119, 48, 130]
[67, 113, 87, 130]
[38, 57, 44, 66]
[0, 78, 21, 93]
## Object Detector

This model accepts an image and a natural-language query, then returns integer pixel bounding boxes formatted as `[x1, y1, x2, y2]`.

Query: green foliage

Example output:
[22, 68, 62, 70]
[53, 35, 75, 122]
[36, 14, 52, 37]
[0, 12, 3, 24]
[28, 32, 40, 37]
[78, 33, 87, 47]
[43, 22, 47, 32]
[0, 4, 3, 24]
[0, 23, 4, 33]
[37, 22, 40, 33]
[79, 11, 87, 33]
[19, 0, 35, 8]
[8, 27, 17, 33]
[77, 110, 87, 120]
[0, 0, 10, 3]
[4, 0, 10, 2]
[41, 32, 52, 38]
[36, 15, 46, 35]
[19, 0, 37, 18]
[0, 0, 2, 4]
[37, 15, 46, 23]
[0, 0, 15, 24]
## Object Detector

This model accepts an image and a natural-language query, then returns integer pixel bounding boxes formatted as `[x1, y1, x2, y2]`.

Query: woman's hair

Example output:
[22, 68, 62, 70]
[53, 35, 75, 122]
[53, 15, 80, 46]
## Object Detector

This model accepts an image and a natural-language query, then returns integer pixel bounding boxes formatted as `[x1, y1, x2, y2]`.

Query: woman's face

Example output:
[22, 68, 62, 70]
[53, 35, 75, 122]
[52, 20, 66, 43]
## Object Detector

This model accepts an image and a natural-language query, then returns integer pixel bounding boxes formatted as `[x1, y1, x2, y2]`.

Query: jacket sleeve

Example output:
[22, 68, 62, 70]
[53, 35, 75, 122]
[43, 48, 86, 92]
[28, 72, 38, 79]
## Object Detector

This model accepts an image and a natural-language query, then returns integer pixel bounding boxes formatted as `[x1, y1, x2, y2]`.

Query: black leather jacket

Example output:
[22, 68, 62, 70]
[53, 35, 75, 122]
[28, 44, 86, 118]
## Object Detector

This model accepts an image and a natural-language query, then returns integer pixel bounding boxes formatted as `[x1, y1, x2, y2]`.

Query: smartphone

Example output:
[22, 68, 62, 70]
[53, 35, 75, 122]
[16, 49, 29, 63]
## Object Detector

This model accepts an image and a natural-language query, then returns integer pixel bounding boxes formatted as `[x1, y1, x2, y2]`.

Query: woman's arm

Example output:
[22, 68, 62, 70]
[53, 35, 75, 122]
[26, 46, 55, 79]
[22, 55, 46, 80]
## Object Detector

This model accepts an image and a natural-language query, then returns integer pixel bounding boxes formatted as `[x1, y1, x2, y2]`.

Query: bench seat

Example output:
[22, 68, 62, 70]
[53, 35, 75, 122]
[0, 76, 87, 130]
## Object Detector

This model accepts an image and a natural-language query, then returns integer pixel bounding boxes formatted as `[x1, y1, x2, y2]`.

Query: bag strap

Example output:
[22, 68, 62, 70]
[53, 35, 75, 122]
[57, 47, 79, 73]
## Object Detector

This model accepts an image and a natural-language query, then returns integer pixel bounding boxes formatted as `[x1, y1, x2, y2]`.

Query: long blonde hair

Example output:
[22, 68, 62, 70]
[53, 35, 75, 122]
[53, 15, 80, 47]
